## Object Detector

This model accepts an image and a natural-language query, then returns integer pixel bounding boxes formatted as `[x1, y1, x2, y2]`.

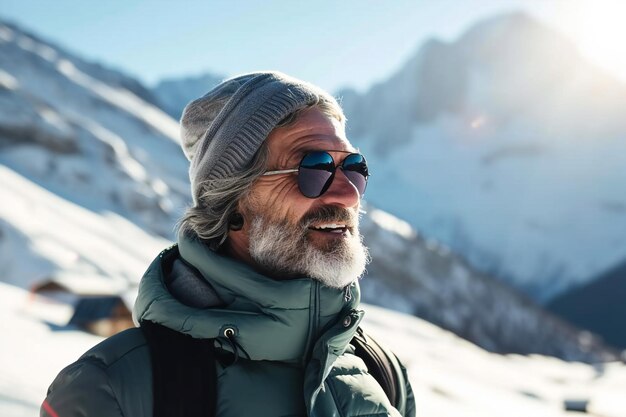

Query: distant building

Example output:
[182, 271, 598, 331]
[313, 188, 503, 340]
[29, 272, 135, 337]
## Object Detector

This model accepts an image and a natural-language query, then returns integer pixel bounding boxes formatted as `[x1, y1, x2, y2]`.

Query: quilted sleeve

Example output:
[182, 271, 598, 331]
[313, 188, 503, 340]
[41, 359, 124, 417]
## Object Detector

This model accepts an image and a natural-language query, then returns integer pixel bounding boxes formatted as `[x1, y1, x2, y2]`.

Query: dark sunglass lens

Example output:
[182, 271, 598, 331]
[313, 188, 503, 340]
[299, 152, 335, 198]
[341, 154, 369, 196]
[300, 151, 334, 170]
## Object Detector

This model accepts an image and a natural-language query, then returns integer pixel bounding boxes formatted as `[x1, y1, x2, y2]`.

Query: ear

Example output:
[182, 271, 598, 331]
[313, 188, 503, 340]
[223, 207, 253, 265]
[228, 212, 244, 231]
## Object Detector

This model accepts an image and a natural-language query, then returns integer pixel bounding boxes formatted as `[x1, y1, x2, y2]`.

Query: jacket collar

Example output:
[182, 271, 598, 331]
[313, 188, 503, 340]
[134, 234, 361, 363]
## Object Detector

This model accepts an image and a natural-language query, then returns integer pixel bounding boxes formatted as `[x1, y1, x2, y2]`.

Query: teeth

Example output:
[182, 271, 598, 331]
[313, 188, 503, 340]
[312, 223, 346, 230]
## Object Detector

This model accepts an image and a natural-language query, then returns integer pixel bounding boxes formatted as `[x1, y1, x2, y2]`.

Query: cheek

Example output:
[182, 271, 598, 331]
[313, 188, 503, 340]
[246, 179, 314, 222]
[253, 176, 300, 205]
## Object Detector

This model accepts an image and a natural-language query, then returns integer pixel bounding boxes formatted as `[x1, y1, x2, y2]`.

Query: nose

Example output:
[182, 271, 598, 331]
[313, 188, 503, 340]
[318, 168, 361, 208]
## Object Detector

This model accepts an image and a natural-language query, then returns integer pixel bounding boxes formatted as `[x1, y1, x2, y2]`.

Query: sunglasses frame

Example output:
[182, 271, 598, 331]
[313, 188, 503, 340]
[262, 150, 369, 198]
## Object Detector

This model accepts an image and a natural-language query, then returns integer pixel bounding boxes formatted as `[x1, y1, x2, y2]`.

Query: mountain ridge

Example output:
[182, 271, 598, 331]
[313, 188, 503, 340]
[338, 11, 626, 302]
[0, 19, 160, 106]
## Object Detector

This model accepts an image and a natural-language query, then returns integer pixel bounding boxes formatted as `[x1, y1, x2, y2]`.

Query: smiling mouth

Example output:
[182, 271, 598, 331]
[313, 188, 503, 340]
[308, 223, 350, 234]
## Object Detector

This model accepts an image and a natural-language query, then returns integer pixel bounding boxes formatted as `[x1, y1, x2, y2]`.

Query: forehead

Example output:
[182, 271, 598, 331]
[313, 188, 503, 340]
[265, 107, 354, 159]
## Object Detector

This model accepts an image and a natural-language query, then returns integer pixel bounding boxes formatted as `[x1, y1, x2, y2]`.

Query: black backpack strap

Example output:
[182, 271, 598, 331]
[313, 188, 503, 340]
[140, 320, 217, 417]
[352, 326, 408, 415]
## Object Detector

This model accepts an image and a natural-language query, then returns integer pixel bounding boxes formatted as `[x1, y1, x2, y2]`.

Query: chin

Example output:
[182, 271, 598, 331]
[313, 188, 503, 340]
[306, 235, 369, 288]
[249, 216, 370, 289]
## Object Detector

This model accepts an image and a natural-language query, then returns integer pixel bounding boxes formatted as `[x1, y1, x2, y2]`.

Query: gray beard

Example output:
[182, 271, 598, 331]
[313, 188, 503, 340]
[248, 213, 369, 289]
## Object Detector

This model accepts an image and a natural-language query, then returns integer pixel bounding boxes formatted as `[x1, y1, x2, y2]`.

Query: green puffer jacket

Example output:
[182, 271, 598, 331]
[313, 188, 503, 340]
[42, 235, 416, 417]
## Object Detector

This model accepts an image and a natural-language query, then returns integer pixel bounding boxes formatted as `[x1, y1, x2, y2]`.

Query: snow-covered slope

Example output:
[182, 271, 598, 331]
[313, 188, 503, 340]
[0, 20, 189, 238]
[0, 165, 168, 289]
[361, 207, 615, 361]
[0, 18, 617, 361]
[339, 12, 626, 302]
[2, 282, 624, 417]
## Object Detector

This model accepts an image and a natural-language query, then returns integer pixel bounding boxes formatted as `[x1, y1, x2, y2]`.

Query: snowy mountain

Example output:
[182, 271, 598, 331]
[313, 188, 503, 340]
[338, 12, 626, 302]
[0, 18, 618, 361]
[0, 20, 190, 238]
[152, 72, 224, 120]
[360, 207, 616, 361]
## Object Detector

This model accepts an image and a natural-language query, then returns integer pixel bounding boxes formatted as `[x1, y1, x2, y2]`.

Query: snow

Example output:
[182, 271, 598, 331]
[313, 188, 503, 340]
[0, 283, 102, 417]
[362, 304, 626, 417]
[54, 57, 179, 142]
[0, 69, 19, 90]
[360, 206, 615, 362]
[369, 207, 416, 240]
[0, 20, 191, 238]
[0, 166, 168, 289]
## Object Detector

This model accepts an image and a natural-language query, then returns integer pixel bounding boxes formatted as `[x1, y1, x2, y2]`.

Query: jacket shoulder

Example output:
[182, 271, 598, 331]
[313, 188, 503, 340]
[80, 327, 148, 367]
[42, 328, 153, 417]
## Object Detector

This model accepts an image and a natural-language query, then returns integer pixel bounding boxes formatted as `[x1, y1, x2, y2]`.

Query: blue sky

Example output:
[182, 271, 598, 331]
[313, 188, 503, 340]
[2, 0, 623, 92]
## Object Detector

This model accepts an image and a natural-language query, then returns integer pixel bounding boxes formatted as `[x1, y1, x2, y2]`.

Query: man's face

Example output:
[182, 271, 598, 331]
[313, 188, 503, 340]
[226, 107, 369, 288]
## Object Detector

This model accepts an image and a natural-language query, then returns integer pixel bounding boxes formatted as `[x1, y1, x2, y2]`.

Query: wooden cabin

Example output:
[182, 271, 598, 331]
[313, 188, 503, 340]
[29, 272, 135, 337]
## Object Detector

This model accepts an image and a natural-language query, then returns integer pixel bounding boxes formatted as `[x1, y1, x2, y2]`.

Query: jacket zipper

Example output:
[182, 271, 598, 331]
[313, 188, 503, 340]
[303, 280, 320, 366]
[344, 284, 352, 302]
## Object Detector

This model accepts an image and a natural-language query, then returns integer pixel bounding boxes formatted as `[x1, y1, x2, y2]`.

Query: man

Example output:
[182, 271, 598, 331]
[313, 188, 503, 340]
[41, 71, 415, 417]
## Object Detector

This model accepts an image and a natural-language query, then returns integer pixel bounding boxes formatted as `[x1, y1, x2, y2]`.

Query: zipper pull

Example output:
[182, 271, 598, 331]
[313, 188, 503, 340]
[344, 284, 352, 302]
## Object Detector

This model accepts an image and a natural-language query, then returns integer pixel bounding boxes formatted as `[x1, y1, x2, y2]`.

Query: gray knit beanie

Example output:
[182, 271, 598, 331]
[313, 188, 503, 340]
[180, 71, 338, 204]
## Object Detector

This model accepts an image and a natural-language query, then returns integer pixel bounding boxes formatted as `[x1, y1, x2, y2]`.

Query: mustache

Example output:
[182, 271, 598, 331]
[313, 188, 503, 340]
[300, 206, 357, 229]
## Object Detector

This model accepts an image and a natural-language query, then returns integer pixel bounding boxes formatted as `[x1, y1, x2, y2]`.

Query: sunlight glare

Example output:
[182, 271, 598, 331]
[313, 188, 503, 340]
[470, 116, 486, 129]
[568, 0, 626, 81]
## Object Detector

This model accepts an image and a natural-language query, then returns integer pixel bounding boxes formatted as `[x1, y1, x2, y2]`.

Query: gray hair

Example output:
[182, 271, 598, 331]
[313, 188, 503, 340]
[177, 97, 346, 249]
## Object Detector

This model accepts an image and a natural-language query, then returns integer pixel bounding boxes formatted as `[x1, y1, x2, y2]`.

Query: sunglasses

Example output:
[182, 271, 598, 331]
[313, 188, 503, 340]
[262, 150, 369, 198]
